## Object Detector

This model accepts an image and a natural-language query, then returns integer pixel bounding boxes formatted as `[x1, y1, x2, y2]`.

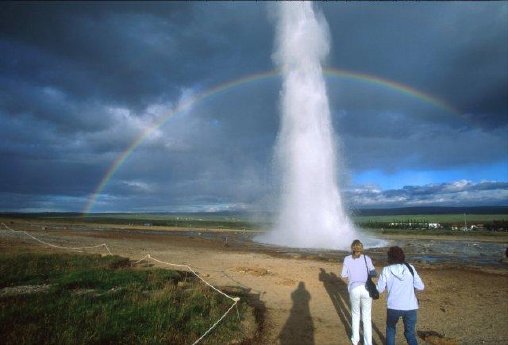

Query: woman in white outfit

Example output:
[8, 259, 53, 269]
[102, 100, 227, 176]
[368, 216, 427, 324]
[341, 239, 377, 345]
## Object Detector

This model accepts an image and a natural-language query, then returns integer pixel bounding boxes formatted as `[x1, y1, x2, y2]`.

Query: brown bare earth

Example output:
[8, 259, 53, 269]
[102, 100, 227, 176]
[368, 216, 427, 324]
[1, 218, 507, 345]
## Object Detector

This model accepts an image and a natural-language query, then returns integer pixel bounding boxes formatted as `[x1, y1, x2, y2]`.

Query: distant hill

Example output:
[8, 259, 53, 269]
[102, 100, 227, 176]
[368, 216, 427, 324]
[349, 206, 508, 216]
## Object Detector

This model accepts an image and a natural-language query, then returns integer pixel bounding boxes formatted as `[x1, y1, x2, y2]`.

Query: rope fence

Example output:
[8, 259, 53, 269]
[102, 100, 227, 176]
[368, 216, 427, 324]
[0, 222, 241, 345]
[1, 223, 113, 255]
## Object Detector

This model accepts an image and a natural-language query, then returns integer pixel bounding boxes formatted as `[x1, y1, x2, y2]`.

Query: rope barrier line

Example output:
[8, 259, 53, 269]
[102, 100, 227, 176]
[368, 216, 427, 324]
[135, 254, 239, 302]
[1, 223, 113, 255]
[0, 222, 242, 345]
[134, 254, 242, 345]
[191, 298, 239, 345]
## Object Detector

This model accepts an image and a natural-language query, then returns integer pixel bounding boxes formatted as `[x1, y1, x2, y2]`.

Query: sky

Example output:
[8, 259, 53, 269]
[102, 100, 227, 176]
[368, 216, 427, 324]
[0, 2, 507, 213]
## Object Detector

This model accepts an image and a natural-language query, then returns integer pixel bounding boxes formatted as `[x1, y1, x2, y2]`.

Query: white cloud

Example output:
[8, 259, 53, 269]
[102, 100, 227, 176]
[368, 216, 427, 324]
[120, 180, 154, 193]
[346, 180, 508, 208]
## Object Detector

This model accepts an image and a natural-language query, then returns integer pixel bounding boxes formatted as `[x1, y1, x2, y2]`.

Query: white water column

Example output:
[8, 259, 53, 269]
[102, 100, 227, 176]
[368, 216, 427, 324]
[257, 3, 358, 249]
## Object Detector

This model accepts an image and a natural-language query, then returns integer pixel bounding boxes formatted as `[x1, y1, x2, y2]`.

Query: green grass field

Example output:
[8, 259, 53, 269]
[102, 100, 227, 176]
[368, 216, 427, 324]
[0, 253, 252, 345]
[80, 213, 254, 230]
[352, 213, 507, 224]
[3, 210, 507, 233]
[77, 212, 508, 232]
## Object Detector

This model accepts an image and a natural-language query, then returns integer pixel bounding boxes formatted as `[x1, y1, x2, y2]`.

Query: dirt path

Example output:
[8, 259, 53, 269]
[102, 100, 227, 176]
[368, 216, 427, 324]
[1, 221, 507, 345]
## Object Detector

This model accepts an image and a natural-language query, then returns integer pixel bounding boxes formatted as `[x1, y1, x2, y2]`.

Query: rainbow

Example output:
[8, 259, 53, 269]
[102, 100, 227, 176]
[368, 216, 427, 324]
[82, 67, 460, 214]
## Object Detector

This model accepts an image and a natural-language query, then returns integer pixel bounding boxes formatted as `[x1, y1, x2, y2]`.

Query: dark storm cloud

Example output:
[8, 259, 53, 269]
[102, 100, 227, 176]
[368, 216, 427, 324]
[0, 2, 272, 108]
[323, 2, 508, 127]
[0, 2, 506, 212]
[339, 113, 507, 172]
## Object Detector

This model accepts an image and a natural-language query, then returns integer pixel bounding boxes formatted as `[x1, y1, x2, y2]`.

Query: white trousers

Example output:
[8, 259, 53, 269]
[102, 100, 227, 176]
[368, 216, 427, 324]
[349, 284, 373, 345]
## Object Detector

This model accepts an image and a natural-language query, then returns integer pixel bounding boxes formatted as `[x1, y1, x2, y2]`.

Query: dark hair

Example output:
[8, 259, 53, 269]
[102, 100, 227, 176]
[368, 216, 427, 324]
[387, 246, 405, 264]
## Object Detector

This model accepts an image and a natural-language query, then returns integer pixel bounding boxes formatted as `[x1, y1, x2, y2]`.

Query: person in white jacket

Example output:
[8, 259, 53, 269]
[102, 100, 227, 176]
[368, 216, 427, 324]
[377, 246, 424, 345]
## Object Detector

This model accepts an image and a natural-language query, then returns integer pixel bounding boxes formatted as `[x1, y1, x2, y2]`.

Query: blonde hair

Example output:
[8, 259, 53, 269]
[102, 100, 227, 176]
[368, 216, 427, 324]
[351, 240, 363, 254]
[351, 239, 364, 252]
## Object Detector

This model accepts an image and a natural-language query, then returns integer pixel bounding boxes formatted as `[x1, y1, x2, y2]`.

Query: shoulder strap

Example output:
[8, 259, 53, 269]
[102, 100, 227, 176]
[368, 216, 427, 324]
[363, 255, 369, 274]
[404, 262, 419, 305]
[403, 262, 414, 277]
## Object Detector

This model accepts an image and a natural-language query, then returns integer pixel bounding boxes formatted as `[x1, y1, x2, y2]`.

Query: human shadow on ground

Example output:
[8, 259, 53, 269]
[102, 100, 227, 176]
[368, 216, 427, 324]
[279, 281, 315, 345]
[319, 268, 386, 345]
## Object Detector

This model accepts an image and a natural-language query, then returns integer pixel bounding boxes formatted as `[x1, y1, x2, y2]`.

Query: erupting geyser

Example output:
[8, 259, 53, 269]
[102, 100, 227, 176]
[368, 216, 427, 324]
[256, 3, 359, 250]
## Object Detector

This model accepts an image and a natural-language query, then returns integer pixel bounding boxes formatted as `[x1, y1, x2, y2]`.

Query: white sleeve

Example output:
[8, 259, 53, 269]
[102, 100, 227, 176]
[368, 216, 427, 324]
[376, 267, 387, 293]
[341, 258, 349, 278]
[412, 265, 425, 291]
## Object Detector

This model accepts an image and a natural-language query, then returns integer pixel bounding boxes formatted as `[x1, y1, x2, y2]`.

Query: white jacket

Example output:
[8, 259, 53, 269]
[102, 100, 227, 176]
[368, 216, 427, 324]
[376, 263, 424, 310]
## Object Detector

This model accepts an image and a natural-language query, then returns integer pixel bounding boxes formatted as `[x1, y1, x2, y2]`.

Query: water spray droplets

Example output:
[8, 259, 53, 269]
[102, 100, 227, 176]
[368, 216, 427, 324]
[257, 3, 359, 250]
